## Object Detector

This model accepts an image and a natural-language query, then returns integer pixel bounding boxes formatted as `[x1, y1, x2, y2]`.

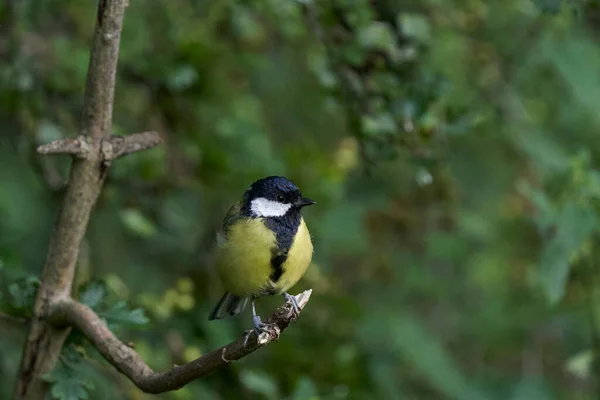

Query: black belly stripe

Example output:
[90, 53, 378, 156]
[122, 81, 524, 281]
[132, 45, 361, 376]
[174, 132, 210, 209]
[270, 253, 287, 282]
[263, 209, 302, 287]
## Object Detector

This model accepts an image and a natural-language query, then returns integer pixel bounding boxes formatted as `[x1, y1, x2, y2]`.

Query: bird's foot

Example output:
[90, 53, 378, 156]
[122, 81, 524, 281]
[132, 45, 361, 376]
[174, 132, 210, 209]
[242, 330, 253, 347]
[284, 292, 300, 319]
[253, 315, 268, 337]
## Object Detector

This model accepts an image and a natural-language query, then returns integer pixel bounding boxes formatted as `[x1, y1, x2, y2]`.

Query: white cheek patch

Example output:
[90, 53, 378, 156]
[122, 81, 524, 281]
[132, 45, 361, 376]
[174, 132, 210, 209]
[250, 197, 292, 217]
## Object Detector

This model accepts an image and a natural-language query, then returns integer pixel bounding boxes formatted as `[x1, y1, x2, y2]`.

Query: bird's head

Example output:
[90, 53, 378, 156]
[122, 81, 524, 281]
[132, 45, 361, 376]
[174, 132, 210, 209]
[244, 176, 315, 218]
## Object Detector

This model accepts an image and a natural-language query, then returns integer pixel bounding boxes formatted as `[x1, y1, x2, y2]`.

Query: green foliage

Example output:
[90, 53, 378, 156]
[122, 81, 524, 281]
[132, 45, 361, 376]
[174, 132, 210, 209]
[7, 276, 38, 311]
[78, 281, 149, 330]
[522, 151, 600, 304]
[539, 202, 596, 304]
[240, 370, 280, 400]
[0, 275, 39, 319]
[48, 374, 93, 400]
[44, 347, 95, 400]
[119, 209, 158, 239]
[100, 301, 149, 328]
[79, 281, 106, 309]
[290, 377, 319, 400]
[4, 0, 600, 399]
[360, 312, 486, 400]
[38, 282, 150, 399]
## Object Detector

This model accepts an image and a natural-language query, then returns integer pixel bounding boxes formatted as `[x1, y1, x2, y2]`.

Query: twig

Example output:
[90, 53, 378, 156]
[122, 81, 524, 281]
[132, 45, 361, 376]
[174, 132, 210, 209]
[102, 132, 162, 161]
[49, 290, 312, 393]
[36, 136, 90, 158]
[0, 312, 28, 325]
[37, 132, 162, 161]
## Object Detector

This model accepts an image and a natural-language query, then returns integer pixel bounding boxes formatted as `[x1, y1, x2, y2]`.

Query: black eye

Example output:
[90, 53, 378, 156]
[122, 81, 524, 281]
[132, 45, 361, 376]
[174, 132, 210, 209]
[276, 195, 285, 202]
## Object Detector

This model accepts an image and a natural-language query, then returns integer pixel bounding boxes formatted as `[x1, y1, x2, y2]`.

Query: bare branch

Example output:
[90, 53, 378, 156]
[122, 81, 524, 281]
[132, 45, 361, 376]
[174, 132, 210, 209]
[49, 290, 312, 393]
[79, 0, 126, 141]
[36, 136, 90, 158]
[103, 131, 162, 161]
[36, 132, 162, 162]
[14, 1, 130, 399]
[0, 312, 28, 325]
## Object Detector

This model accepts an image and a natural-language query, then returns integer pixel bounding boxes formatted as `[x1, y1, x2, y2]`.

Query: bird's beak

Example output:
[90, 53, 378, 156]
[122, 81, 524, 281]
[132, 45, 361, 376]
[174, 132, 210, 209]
[295, 197, 316, 208]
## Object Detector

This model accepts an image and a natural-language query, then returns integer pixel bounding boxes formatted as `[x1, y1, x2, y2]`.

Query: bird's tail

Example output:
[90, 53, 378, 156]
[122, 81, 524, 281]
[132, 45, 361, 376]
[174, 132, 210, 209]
[208, 292, 248, 320]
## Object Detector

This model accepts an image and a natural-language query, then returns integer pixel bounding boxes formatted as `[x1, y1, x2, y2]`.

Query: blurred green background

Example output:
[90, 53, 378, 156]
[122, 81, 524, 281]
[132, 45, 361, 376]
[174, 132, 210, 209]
[2, 0, 600, 399]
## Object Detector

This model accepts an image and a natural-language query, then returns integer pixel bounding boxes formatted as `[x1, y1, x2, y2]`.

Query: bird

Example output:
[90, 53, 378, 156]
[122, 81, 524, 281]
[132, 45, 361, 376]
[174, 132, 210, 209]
[208, 176, 315, 334]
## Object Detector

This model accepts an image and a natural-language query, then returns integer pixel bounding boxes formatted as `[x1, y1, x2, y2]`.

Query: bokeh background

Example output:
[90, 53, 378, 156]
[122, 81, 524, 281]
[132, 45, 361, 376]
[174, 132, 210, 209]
[2, 0, 600, 399]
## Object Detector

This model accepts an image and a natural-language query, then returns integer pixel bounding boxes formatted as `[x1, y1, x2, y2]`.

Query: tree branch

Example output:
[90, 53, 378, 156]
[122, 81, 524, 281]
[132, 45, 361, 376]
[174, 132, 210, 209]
[14, 1, 133, 399]
[102, 132, 162, 161]
[49, 290, 312, 393]
[13, 0, 301, 397]
[0, 312, 28, 326]
[36, 132, 162, 161]
[80, 0, 125, 141]
[36, 136, 90, 158]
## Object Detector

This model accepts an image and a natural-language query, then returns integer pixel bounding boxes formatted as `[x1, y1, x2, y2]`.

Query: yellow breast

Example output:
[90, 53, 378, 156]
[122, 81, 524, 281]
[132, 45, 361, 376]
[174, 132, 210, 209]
[271, 218, 313, 294]
[215, 218, 313, 297]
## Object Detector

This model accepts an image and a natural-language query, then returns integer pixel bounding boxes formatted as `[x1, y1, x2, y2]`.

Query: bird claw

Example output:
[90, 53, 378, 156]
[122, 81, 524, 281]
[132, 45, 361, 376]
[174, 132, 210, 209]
[284, 292, 300, 319]
[253, 315, 268, 337]
[242, 317, 266, 347]
[242, 330, 253, 347]
[242, 295, 299, 347]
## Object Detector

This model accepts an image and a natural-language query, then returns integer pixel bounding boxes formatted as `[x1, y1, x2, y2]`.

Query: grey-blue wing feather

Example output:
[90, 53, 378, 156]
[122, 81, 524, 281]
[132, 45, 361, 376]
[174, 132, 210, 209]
[222, 201, 244, 236]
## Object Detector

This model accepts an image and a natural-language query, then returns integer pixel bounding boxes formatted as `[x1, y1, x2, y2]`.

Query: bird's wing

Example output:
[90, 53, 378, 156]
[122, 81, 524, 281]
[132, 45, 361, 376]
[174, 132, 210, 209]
[222, 200, 244, 237]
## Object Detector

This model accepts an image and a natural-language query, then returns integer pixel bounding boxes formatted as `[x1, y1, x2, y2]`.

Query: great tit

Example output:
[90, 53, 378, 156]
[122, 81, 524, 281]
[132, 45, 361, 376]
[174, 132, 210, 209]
[208, 176, 315, 333]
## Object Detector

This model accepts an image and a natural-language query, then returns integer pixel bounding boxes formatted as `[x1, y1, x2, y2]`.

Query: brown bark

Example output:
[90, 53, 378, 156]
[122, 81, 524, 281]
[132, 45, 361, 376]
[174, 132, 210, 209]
[37, 132, 161, 160]
[48, 291, 312, 393]
[13, 1, 129, 398]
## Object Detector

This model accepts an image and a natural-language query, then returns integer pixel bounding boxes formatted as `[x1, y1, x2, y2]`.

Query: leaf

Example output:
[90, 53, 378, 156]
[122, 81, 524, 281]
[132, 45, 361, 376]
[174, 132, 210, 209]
[357, 21, 397, 54]
[361, 112, 397, 136]
[555, 203, 597, 250]
[540, 202, 598, 305]
[517, 182, 555, 232]
[7, 276, 39, 311]
[231, 6, 266, 44]
[291, 377, 318, 400]
[166, 64, 198, 91]
[542, 34, 600, 121]
[239, 370, 279, 400]
[79, 281, 106, 309]
[100, 301, 149, 327]
[565, 350, 594, 379]
[539, 239, 570, 306]
[50, 379, 93, 400]
[398, 13, 431, 42]
[308, 51, 337, 89]
[120, 209, 157, 238]
[45, 353, 95, 400]
[77, 279, 148, 331]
